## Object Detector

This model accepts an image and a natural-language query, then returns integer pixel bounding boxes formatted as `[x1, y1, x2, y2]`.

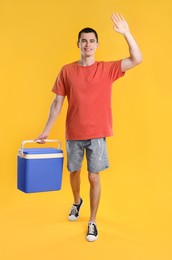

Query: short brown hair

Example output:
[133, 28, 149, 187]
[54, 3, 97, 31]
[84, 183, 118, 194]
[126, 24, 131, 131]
[78, 27, 98, 43]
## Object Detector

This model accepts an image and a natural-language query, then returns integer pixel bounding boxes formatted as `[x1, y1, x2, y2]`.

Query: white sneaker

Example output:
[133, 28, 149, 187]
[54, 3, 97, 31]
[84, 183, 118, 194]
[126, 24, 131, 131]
[86, 222, 98, 242]
[68, 198, 83, 221]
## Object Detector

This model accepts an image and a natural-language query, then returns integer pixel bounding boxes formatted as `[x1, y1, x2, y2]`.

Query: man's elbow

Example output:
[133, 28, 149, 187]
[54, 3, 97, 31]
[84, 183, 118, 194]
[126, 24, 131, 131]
[137, 57, 143, 65]
[135, 54, 143, 65]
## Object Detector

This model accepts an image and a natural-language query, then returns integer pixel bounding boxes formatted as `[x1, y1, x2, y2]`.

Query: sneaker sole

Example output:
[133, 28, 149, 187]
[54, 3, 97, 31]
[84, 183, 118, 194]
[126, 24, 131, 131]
[86, 234, 98, 242]
[68, 215, 79, 221]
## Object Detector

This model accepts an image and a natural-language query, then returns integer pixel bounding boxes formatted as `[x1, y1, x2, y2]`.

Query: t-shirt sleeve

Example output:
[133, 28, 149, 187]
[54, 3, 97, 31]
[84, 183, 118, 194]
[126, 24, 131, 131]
[52, 68, 66, 96]
[108, 60, 125, 82]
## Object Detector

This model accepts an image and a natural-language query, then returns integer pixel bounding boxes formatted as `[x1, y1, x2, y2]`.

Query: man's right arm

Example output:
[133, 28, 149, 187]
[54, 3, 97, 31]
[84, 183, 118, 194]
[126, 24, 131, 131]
[35, 94, 65, 143]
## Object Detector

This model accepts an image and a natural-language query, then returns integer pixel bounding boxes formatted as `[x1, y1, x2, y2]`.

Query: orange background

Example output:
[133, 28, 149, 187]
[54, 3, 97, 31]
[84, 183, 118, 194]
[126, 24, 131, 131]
[0, 0, 172, 259]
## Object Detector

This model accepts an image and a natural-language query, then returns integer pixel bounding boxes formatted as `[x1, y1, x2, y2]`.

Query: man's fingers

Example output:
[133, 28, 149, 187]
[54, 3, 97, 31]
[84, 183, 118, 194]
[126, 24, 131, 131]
[34, 137, 46, 144]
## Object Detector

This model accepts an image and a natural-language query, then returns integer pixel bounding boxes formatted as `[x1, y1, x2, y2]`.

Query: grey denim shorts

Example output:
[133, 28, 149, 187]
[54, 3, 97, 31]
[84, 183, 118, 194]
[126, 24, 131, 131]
[66, 138, 109, 173]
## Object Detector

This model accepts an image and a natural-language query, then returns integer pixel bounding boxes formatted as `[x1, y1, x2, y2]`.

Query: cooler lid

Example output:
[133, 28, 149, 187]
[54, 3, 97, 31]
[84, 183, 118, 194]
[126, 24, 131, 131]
[18, 148, 63, 159]
[22, 148, 62, 154]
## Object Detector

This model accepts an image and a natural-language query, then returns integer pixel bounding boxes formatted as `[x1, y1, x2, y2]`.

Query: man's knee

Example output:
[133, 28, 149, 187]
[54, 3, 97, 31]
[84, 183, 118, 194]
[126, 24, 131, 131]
[88, 172, 100, 186]
[70, 170, 80, 177]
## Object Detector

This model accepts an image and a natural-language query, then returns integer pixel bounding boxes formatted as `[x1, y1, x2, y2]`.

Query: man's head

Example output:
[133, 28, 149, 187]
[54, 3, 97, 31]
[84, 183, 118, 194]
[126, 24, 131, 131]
[77, 28, 99, 57]
[77, 27, 98, 43]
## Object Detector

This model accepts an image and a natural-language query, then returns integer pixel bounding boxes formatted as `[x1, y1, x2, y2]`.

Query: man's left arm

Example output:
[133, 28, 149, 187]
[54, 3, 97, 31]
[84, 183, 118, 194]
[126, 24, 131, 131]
[111, 13, 143, 72]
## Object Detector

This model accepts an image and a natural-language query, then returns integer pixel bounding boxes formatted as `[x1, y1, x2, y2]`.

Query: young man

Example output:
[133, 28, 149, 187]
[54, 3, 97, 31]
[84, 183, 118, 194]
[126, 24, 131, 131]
[35, 13, 142, 242]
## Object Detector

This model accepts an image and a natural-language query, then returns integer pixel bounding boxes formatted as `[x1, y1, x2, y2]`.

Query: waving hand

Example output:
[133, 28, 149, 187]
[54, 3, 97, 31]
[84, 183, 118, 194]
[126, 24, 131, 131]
[111, 13, 130, 35]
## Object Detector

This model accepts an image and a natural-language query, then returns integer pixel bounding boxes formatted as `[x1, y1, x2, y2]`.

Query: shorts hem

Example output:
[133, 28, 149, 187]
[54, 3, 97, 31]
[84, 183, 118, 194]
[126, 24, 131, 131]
[88, 165, 109, 173]
[67, 167, 81, 173]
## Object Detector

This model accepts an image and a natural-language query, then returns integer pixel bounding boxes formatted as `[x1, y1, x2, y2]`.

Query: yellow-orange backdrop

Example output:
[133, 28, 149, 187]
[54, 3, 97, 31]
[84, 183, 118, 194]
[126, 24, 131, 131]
[0, 0, 172, 259]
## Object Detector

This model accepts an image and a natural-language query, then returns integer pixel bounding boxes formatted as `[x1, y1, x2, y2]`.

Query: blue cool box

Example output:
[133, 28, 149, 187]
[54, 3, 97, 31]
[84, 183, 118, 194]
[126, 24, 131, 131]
[17, 146, 64, 193]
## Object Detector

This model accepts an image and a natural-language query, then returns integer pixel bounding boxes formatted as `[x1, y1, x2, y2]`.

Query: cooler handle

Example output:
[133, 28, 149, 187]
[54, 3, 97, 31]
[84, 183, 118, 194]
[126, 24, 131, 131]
[19, 139, 62, 157]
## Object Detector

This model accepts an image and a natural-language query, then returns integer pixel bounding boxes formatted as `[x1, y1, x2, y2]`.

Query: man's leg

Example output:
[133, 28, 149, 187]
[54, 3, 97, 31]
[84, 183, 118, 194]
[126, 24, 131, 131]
[86, 172, 100, 241]
[68, 169, 83, 221]
[85, 138, 108, 222]
[70, 170, 81, 205]
[88, 172, 101, 222]
[66, 140, 84, 221]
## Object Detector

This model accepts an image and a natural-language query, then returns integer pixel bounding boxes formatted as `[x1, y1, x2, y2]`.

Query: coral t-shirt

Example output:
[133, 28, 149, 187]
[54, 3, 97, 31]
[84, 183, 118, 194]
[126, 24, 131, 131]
[52, 60, 125, 140]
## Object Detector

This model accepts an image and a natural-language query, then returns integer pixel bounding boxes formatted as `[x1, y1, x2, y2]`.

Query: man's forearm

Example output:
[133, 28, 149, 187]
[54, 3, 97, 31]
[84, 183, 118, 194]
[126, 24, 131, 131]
[42, 103, 60, 134]
[123, 31, 142, 65]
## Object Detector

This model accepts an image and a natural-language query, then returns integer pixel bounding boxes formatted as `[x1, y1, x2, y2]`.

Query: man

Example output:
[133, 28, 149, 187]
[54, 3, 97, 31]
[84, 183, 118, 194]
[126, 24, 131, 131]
[35, 13, 142, 242]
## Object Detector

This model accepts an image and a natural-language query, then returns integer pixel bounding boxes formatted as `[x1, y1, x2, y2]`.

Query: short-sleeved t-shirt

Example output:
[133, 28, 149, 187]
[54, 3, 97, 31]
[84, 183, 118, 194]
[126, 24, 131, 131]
[52, 60, 125, 140]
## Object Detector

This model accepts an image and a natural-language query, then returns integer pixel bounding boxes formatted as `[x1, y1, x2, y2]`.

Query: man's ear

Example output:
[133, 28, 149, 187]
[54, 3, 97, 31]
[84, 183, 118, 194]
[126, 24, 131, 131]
[77, 42, 79, 48]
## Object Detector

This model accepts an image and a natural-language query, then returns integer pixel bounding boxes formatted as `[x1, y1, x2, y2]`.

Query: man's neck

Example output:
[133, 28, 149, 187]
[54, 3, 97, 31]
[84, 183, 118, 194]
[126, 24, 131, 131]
[78, 56, 95, 66]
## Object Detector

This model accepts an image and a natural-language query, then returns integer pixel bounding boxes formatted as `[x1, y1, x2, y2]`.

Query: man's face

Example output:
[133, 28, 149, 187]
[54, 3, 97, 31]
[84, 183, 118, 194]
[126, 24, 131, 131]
[77, 32, 98, 57]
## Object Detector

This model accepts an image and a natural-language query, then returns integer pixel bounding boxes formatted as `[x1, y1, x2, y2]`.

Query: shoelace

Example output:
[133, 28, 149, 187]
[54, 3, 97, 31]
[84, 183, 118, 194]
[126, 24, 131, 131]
[70, 205, 78, 215]
[88, 223, 95, 235]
